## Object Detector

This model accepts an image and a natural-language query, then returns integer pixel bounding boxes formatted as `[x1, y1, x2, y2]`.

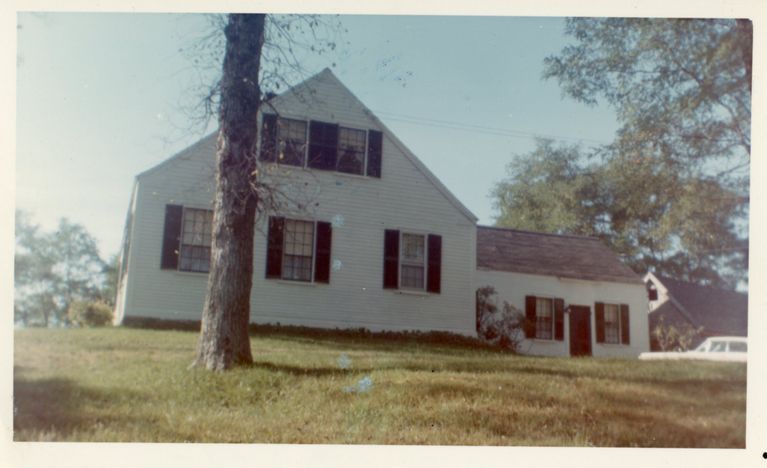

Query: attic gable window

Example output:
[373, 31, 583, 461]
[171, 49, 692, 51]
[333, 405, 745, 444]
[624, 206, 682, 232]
[337, 127, 366, 175]
[277, 118, 308, 166]
[261, 114, 383, 178]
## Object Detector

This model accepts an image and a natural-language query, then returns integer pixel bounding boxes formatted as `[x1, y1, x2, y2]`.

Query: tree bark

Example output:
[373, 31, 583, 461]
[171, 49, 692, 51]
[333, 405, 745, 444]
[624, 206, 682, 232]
[194, 14, 265, 371]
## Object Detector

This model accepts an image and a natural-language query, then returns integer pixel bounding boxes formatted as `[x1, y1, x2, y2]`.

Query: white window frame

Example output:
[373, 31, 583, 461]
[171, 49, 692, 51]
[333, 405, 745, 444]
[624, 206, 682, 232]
[603, 303, 622, 345]
[276, 117, 309, 167]
[280, 218, 317, 283]
[399, 231, 428, 291]
[336, 125, 368, 176]
[534, 296, 555, 340]
[269, 116, 373, 177]
[178, 207, 213, 273]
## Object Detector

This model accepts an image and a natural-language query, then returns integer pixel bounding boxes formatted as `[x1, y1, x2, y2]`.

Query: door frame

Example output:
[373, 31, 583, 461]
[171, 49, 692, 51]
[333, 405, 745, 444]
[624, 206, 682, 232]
[568, 305, 593, 357]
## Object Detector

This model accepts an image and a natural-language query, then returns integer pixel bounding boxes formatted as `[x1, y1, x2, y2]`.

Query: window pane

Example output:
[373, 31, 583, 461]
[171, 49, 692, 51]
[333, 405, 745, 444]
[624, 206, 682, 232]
[282, 219, 314, 281]
[401, 265, 425, 289]
[179, 209, 213, 272]
[535, 298, 553, 339]
[604, 304, 620, 344]
[278, 119, 307, 166]
[337, 127, 366, 175]
[401, 233, 425, 262]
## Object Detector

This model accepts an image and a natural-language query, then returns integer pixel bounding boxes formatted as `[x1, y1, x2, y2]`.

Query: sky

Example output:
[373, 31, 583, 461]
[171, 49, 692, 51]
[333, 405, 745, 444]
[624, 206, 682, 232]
[17, 13, 620, 259]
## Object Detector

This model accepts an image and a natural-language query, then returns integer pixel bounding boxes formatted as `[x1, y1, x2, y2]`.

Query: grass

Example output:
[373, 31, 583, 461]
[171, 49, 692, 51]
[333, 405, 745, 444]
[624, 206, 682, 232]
[13, 326, 746, 446]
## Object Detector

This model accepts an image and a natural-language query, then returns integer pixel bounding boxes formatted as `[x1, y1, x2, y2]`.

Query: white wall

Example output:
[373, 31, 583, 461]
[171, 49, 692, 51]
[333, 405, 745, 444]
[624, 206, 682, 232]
[475, 269, 650, 357]
[117, 71, 477, 336]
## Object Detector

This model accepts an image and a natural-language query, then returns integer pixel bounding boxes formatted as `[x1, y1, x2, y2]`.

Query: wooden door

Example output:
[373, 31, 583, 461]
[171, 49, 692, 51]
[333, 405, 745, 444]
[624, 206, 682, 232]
[569, 305, 592, 357]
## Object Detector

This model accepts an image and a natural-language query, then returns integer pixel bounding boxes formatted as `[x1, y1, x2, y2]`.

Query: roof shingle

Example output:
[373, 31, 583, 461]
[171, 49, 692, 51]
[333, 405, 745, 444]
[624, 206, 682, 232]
[653, 275, 748, 336]
[476, 226, 642, 284]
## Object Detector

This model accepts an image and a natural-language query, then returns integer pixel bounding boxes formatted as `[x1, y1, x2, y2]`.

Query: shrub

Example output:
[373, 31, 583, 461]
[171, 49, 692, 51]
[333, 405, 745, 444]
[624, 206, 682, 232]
[67, 300, 113, 327]
[476, 286, 526, 351]
[651, 315, 703, 351]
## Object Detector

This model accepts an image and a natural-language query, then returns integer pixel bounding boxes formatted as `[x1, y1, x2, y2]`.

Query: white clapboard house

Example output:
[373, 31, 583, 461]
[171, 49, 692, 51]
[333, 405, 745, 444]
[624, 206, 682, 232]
[114, 69, 649, 357]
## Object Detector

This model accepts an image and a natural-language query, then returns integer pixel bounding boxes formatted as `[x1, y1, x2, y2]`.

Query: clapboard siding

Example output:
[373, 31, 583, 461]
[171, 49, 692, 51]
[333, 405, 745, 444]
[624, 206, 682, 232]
[474, 269, 649, 357]
[117, 70, 477, 335]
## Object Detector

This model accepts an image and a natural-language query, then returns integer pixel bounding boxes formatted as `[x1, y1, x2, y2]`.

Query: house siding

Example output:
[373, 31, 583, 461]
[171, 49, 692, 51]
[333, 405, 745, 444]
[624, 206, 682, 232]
[475, 269, 650, 357]
[117, 71, 477, 336]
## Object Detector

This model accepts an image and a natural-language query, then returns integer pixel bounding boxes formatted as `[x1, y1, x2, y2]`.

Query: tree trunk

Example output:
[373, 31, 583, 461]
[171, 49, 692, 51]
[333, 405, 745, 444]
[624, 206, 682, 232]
[194, 14, 265, 371]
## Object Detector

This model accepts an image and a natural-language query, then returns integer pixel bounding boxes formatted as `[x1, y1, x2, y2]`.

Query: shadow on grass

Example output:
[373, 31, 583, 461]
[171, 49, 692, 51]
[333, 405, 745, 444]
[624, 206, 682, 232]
[13, 373, 146, 440]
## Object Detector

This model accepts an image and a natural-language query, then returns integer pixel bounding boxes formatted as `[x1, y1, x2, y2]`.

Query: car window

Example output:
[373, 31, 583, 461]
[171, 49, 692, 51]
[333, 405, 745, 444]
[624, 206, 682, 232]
[694, 342, 708, 352]
[729, 342, 747, 352]
[710, 341, 727, 352]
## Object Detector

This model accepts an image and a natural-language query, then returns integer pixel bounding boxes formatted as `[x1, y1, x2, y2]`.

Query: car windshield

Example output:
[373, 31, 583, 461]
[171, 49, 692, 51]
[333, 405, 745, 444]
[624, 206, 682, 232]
[710, 341, 727, 352]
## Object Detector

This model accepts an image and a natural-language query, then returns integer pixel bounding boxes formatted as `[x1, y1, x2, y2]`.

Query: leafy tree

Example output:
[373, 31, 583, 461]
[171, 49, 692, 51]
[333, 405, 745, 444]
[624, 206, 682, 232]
[492, 19, 750, 288]
[14, 211, 106, 326]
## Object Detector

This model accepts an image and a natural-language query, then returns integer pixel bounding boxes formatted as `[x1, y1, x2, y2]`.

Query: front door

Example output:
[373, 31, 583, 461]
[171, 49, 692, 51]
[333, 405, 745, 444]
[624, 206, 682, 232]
[569, 305, 592, 357]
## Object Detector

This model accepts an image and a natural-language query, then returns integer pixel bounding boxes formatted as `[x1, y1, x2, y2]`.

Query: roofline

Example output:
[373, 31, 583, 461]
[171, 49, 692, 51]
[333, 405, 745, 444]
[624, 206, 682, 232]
[320, 69, 479, 223]
[645, 272, 698, 325]
[136, 133, 218, 180]
[477, 224, 601, 241]
[477, 266, 644, 285]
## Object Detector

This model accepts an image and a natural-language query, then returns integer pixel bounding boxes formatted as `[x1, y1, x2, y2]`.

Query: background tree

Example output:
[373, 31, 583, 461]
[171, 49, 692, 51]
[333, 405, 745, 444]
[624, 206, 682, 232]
[492, 18, 750, 288]
[15, 211, 107, 326]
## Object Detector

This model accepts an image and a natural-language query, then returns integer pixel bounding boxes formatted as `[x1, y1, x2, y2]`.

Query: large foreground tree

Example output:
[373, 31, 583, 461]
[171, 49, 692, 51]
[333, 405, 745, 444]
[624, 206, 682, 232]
[493, 18, 751, 288]
[193, 14, 266, 371]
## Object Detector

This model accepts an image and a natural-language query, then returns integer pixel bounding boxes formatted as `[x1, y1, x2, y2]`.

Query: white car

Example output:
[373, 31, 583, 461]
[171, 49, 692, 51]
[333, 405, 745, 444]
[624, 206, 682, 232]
[639, 336, 747, 362]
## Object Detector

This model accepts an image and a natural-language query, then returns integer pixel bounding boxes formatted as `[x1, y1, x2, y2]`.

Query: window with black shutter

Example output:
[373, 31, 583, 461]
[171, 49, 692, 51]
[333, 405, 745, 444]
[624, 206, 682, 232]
[308, 121, 339, 170]
[595, 302, 629, 345]
[266, 216, 332, 284]
[161, 205, 213, 273]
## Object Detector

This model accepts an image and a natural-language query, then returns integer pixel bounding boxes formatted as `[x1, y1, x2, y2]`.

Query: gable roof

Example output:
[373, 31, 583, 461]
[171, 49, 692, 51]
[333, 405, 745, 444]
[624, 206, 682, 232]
[647, 273, 748, 336]
[313, 69, 478, 223]
[135, 68, 478, 223]
[476, 226, 642, 284]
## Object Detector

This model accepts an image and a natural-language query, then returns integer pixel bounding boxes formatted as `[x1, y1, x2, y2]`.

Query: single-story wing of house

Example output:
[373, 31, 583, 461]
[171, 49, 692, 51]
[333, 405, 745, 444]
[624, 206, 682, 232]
[644, 272, 748, 350]
[114, 68, 650, 357]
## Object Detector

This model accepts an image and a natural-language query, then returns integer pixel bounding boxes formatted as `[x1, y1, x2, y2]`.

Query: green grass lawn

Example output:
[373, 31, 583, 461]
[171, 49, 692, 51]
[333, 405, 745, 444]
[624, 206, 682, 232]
[13, 326, 746, 446]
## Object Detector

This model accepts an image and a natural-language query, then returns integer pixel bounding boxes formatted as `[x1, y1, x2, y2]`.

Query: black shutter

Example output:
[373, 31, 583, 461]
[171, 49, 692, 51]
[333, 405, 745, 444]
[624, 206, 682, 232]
[620, 304, 630, 345]
[383, 229, 400, 289]
[260, 114, 277, 162]
[554, 299, 565, 341]
[314, 221, 332, 283]
[366, 130, 383, 178]
[266, 217, 284, 279]
[308, 121, 338, 170]
[524, 295, 537, 339]
[595, 302, 605, 344]
[161, 204, 183, 270]
[426, 234, 442, 293]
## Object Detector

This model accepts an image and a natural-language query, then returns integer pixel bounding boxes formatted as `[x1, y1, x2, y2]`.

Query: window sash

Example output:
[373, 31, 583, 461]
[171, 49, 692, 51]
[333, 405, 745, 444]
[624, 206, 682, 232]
[277, 118, 308, 166]
[282, 219, 314, 282]
[604, 304, 621, 344]
[535, 297, 554, 340]
[400, 233, 426, 290]
[337, 127, 367, 175]
[178, 208, 213, 273]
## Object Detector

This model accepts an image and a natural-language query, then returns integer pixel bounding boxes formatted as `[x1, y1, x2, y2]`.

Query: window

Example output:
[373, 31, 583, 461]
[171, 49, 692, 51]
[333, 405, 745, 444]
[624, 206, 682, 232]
[282, 219, 314, 281]
[179, 208, 213, 273]
[603, 303, 621, 344]
[277, 118, 308, 166]
[263, 115, 383, 177]
[595, 302, 630, 345]
[337, 127, 366, 175]
[400, 233, 426, 289]
[383, 230, 442, 293]
[535, 297, 554, 340]
[265, 217, 332, 284]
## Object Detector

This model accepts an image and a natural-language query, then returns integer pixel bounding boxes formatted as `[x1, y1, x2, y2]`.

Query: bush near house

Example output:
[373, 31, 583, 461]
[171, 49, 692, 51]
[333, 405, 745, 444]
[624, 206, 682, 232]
[67, 301, 113, 327]
[13, 326, 745, 446]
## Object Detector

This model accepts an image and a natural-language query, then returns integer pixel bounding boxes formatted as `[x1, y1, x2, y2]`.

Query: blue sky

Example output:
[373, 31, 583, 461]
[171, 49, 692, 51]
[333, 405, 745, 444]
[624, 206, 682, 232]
[15, 13, 620, 258]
